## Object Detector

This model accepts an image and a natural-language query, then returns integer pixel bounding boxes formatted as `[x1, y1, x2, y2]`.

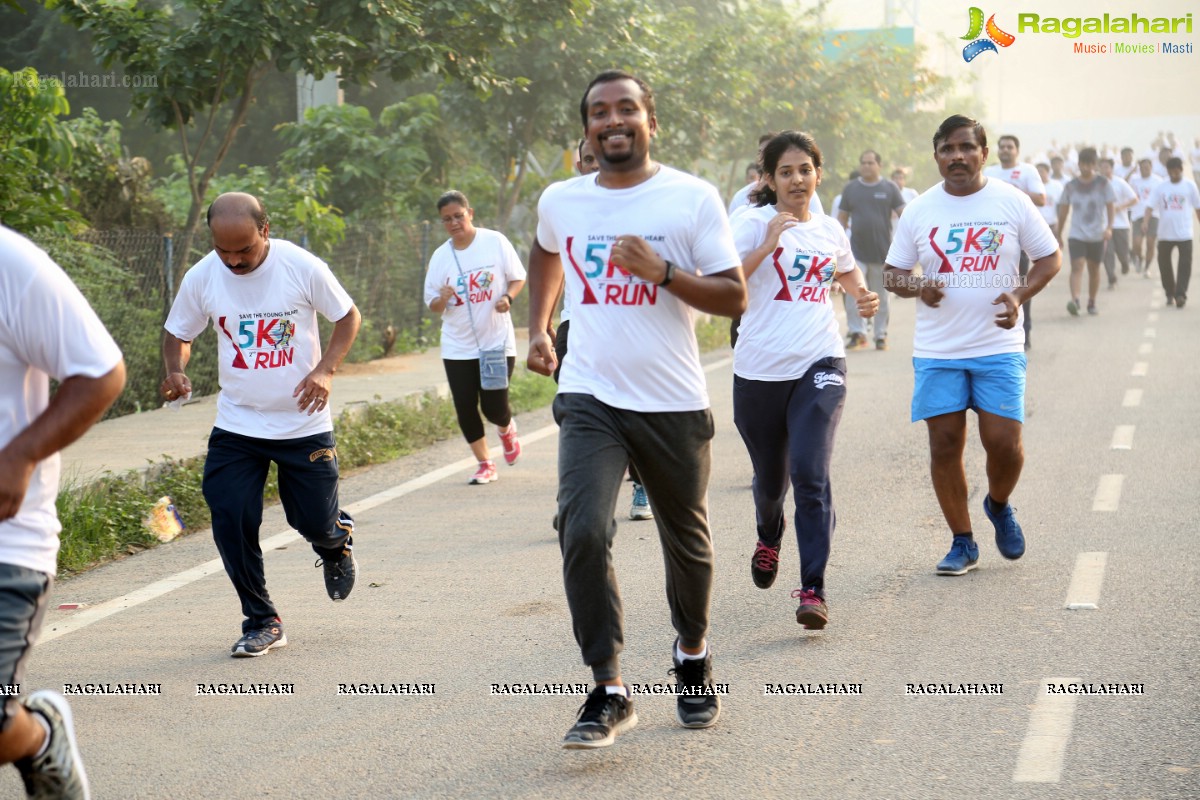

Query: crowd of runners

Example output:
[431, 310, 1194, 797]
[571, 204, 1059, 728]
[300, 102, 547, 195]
[3, 65, 1199, 798]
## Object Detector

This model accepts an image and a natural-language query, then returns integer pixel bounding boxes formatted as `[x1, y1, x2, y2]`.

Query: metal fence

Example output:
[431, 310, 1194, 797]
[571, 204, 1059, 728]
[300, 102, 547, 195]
[49, 221, 441, 419]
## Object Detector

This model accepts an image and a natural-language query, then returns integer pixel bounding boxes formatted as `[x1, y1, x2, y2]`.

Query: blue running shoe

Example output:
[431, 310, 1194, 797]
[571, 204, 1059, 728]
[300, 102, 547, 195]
[936, 537, 979, 576]
[629, 483, 653, 521]
[984, 495, 1025, 559]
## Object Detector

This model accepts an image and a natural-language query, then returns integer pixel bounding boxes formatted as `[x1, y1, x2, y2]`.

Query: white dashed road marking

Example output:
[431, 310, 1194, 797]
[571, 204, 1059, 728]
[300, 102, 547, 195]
[1014, 679, 1080, 783]
[1092, 475, 1124, 512]
[1064, 552, 1108, 610]
[1110, 425, 1134, 450]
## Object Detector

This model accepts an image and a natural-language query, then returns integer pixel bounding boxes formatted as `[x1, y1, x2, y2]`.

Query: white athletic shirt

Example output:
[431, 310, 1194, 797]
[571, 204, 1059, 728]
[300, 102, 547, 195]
[1148, 178, 1200, 242]
[165, 239, 354, 440]
[983, 162, 1046, 200]
[1109, 176, 1138, 230]
[1128, 173, 1164, 219]
[1, 226, 123, 575]
[1040, 179, 1064, 227]
[424, 228, 525, 359]
[731, 205, 854, 380]
[886, 179, 1058, 360]
[536, 166, 741, 412]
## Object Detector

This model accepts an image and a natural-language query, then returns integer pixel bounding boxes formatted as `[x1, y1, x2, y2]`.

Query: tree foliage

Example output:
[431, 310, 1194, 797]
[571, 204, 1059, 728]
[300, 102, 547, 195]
[0, 66, 80, 232]
[42, 0, 587, 271]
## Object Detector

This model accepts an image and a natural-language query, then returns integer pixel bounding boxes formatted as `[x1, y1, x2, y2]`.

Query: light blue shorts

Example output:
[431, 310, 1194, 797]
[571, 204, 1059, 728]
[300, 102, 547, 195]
[911, 353, 1027, 423]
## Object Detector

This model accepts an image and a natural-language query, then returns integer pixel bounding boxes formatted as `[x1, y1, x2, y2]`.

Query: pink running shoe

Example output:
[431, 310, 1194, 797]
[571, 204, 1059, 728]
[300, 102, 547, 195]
[469, 460, 497, 485]
[499, 421, 521, 466]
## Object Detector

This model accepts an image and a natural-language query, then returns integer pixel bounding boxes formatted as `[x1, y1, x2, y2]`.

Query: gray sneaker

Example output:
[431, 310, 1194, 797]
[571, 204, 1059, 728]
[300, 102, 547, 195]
[17, 690, 91, 799]
[231, 619, 287, 658]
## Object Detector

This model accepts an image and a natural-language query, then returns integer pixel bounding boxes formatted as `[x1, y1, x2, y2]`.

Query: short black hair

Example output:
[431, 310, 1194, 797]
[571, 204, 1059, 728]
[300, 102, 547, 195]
[1167, 156, 1184, 171]
[860, 149, 882, 166]
[579, 70, 655, 129]
[436, 190, 469, 211]
[1078, 147, 1098, 165]
[933, 114, 987, 150]
[997, 134, 1020, 150]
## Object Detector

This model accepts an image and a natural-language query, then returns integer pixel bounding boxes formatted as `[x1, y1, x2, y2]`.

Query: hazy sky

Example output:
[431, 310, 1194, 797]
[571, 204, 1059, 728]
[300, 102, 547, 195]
[822, 0, 1199, 156]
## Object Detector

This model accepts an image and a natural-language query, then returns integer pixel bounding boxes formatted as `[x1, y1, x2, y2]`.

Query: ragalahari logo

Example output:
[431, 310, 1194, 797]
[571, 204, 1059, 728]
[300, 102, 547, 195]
[961, 7, 1016, 61]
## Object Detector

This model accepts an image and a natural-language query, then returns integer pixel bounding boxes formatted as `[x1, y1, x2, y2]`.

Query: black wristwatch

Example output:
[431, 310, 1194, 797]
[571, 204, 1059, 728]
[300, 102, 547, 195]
[502, 293, 513, 304]
[658, 260, 676, 287]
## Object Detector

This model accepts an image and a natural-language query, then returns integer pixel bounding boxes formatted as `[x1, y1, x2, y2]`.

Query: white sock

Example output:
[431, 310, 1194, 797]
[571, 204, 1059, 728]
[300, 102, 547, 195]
[32, 711, 52, 758]
[675, 641, 707, 662]
[603, 684, 628, 698]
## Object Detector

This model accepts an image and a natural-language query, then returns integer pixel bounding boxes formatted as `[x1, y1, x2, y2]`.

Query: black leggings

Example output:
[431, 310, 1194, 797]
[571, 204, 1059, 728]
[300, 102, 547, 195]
[444, 357, 515, 443]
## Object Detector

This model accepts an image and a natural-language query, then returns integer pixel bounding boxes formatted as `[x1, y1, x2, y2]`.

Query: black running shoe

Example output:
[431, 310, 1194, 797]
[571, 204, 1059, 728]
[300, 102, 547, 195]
[669, 640, 721, 729]
[231, 618, 287, 658]
[562, 687, 637, 749]
[751, 540, 781, 589]
[316, 514, 357, 601]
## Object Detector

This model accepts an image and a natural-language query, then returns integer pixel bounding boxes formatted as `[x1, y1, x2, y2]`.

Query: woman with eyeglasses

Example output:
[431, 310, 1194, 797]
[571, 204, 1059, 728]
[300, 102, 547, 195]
[424, 190, 527, 484]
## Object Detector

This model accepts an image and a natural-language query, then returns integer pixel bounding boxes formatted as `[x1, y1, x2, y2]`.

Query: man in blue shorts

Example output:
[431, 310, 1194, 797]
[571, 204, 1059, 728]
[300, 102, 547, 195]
[884, 115, 1061, 575]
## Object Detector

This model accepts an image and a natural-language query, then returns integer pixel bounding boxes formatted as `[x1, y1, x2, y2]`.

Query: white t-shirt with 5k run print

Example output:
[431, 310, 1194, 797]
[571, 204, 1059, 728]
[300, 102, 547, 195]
[886, 179, 1058, 360]
[424, 227, 526, 360]
[165, 239, 355, 440]
[536, 166, 741, 412]
[731, 205, 855, 381]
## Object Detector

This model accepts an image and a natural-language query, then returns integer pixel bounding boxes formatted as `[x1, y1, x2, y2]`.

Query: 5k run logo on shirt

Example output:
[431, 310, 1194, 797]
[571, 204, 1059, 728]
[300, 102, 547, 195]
[927, 226, 1006, 273]
[566, 236, 659, 306]
[218, 314, 297, 370]
[769, 249, 835, 304]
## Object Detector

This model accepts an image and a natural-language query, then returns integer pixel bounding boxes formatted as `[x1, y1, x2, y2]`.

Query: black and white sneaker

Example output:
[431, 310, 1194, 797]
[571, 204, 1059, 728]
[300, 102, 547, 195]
[17, 690, 90, 800]
[316, 515, 357, 601]
[562, 687, 637, 749]
[231, 619, 287, 658]
[669, 640, 721, 729]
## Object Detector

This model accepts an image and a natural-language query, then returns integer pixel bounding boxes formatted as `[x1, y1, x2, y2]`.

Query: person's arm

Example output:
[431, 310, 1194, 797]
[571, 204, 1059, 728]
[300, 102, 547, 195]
[0, 361, 126, 522]
[495, 279, 525, 313]
[835, 267, 879, 317]
[837, 209, 850, 230]
[1103, 201, 1114, 241]
[1056, 203, 1070, 243]
[884, 265, 944, 307]
[526, 240, 563, 376]
[294, 305, 362, 415]
[993, 248, 1062, 329]
[428, 284, 456, 314]
[161, 331, 193, 400]
[610, 236, 745, 317]
[740, 213, 797, 278]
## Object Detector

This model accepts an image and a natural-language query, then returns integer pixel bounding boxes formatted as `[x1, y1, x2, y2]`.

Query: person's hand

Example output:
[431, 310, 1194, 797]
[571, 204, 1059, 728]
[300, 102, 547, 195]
[495, 294, 512, 313]
[0, 446, 35, 523]
[992, 291, 1021, 329]
[856, 290, 880, 318]
[764, 212, 799, 249]
[294, 368, 333, 415]
[160, 371, 192, 402]
[919, 279, 945, 308]
[1103, 227, 1112, 242]
[610, 235, 669, 284]
[438, 283, 456, 302]
[527, 331, 557, 377]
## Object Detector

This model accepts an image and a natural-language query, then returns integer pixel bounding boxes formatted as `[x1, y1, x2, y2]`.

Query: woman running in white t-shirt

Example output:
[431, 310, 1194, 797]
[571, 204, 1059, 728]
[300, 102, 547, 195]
[424, 191, 527, 484]
[730, 131, 878, 630]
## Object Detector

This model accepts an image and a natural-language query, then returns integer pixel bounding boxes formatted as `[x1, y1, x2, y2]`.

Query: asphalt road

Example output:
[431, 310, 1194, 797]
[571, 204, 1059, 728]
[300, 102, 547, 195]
[6, 272, 1197, 799]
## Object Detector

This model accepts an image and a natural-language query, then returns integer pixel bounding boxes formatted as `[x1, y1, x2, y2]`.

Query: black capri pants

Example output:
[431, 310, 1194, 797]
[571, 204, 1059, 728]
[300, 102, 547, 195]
[443, 357, 515, 443]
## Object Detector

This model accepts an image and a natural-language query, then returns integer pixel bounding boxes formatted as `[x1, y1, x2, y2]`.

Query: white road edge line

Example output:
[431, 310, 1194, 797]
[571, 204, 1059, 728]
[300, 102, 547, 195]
[1110, 425, 1134, 450]
[1092, 474, 1124, 512]
[1013, 678, 1080, 783]
[43, 357, 735, 643]
[1064, 552, 1108, 610]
